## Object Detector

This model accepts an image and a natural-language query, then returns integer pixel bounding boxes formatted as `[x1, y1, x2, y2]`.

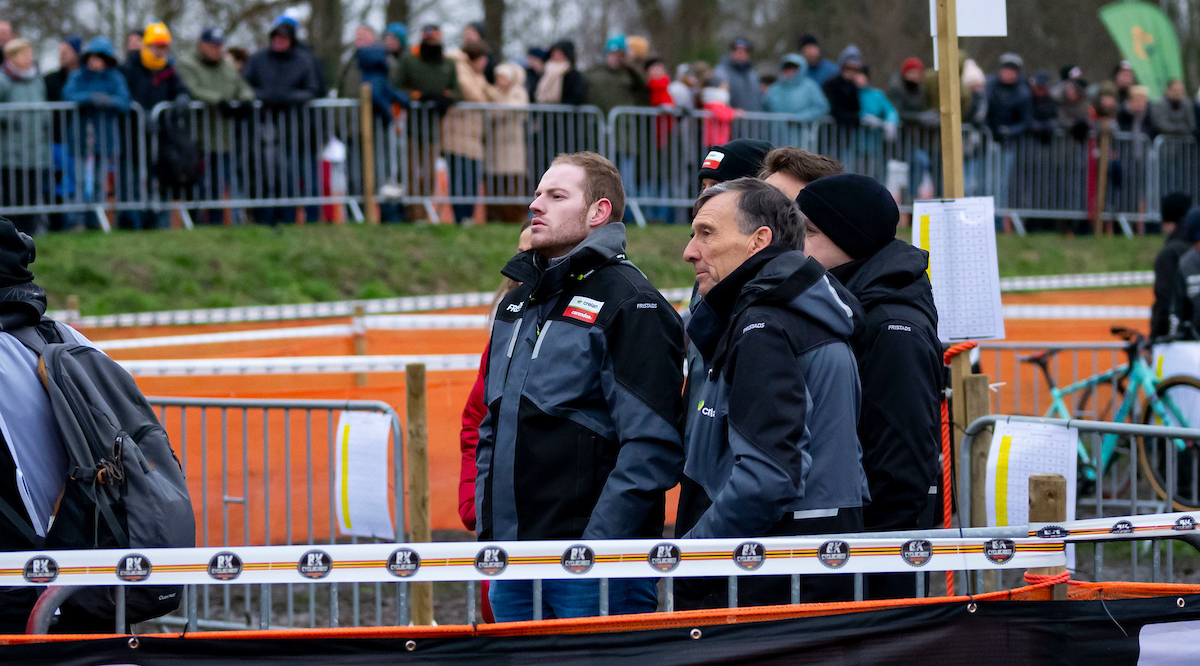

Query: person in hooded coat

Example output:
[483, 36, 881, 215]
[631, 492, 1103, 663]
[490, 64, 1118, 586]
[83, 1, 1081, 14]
[763, 53, 828, 120]
[795, 174, 943, 600]
[62, 37, 131, 229]
[823, 46, 863, 128]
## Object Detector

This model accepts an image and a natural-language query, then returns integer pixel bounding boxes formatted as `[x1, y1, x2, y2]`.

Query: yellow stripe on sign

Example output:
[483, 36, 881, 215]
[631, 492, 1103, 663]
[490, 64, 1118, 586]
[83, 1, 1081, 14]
[995, 435, 1013, 526]
[1157, 354, 1164, 380]
[919, 215, 931, 279]
[341, 424, 352, 529]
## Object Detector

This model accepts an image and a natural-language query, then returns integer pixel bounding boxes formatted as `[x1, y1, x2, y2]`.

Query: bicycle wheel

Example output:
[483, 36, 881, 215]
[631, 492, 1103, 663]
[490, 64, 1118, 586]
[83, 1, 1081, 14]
[1138, 375, 1200, 511]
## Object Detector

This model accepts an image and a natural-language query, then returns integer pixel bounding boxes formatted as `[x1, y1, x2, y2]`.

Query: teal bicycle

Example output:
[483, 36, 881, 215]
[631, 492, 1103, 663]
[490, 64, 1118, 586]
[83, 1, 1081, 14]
[1020, 326, 1200, 511]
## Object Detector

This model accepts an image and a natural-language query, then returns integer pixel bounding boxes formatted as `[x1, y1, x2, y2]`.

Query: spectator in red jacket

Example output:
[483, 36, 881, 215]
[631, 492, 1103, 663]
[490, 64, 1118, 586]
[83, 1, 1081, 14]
[460, 223, 533, 530]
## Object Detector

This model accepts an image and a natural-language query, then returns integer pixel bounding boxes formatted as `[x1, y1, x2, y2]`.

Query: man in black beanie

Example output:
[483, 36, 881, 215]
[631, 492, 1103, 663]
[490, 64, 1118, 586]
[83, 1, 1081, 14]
[698, 138, 773, 192]
[795, 174, 943, 600]
[1152, 192, 1194, 338]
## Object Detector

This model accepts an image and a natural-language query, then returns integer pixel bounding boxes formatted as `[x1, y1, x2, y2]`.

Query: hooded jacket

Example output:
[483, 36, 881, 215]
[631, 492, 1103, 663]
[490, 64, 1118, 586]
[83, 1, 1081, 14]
[714, 54, 762, 112]
[829, 239, 942, 534]
[476, 223, 686, 542]
[122, 53, 188, 112]
[682, 246, 868, 540]
[583, 60, 649, 115]
[1153, 223, 1192, 338]
[822, 47, 862, 127]
[243, 24, 323, 106]
[61, 38, 131, 156]
[763, 54, 828, 120]
[354, 46, 409, 121]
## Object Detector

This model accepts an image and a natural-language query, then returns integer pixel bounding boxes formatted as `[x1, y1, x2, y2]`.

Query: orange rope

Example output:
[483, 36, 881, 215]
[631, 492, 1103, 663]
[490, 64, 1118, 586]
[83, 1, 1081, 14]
[1022, 571, 1071, 586]
[941, 341, 978, 596]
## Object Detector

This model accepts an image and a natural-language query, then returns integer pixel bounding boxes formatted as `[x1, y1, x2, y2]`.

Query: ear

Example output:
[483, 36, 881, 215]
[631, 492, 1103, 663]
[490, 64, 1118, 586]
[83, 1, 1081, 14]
[747, 226, 773, 255]
[588, 198, 613, 229]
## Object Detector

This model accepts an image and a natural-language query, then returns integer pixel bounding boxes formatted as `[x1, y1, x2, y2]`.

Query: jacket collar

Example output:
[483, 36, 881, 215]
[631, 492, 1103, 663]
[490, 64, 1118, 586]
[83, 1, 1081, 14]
[501, 222, 628, 302]
[0, 282, 47, 332]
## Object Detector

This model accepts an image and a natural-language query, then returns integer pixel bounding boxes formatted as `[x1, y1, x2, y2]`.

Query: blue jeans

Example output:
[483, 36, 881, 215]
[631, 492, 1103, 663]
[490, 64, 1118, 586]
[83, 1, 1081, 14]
[488, 578, 657, 622]
[447, 153, 482, 224]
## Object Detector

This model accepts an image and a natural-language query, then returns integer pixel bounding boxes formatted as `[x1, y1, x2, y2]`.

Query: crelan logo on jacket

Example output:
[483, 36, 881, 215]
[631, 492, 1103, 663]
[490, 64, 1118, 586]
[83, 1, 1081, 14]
[697, 400, 716, 418]
[564, 295, 605, 323]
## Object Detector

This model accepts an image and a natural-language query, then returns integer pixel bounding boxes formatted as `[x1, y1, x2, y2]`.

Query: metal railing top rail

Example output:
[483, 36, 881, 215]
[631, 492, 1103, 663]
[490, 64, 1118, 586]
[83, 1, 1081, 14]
[957, 414, 1200, 526]
[145, 396, 399, 412]
[977, 341, 1128, 350]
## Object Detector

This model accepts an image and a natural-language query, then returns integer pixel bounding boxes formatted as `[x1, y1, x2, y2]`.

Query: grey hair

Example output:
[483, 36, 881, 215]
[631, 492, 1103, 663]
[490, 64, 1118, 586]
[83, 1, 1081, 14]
[694, 177, 806, 251]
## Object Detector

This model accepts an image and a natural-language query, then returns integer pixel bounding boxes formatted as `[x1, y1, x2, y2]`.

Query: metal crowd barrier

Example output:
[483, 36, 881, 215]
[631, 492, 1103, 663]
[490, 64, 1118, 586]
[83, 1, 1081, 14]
[144, 397, 406, 631]
[4, 100, 1200, 229]
[959, 415, 1200, 594]
[977, 341, 1128, 418]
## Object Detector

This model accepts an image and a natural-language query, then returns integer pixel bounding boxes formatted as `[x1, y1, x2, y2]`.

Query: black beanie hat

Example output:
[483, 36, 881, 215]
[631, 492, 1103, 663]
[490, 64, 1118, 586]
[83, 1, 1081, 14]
[0, 217, 35, 288]
[1162, 192, 1194, 224]
[795, 174, 899, 260]
[698, 139, 773, 186]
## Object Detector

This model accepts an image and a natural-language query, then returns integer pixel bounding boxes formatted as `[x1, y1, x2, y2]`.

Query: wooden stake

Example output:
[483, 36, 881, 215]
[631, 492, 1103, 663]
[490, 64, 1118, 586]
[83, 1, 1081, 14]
[1027, 474, 1069, 600]
[353, 304, 368, 387]
[1093, 121, 1112, 235]
[65, 295, 80, 327]
[935, 0, 965, 199]
[360, 83, 379, 224]
[405, 363, 433, 624]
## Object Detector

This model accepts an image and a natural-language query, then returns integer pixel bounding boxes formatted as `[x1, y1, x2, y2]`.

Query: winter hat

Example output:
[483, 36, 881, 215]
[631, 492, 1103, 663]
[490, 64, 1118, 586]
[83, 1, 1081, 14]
[1162, 192, 1194, 224]
[1061, 65, 1082, 81]
[698, 139, 773, 185]
[796, 173, 899, 259]
[901, 57, 923, 76]
[81, 36, 118, 66]
[700, 85, 729, 106]
[605, 34, 627, 53]
[780, 53, 805, 72]
[837, 45, 863, 69]
[385, 23, 408, 48]
[466, 21, 487, 41]
[0, 218, 35, 288]
[143, 22, 171, 46]
[799, 34, 819, 49]
[64, 35, 84, 57]
[627, 36, 649, 59]
[199, 27, 226, 45]
[270, 16, 298, 41]
[961, 59, 985, 89]
[1129, 85, 1151, 100]
[730, 38, 752, 52]
[998, 52, 1023, 70]
[1097, 80, 1117, 99]
[1032, 69, 1053, 89]
[1185, 208, 1200, 244]
[527, 46, 548, 61]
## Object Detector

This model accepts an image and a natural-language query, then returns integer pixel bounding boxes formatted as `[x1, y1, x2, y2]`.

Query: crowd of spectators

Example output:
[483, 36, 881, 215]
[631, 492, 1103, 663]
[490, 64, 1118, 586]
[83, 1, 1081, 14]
[2, 17, 1200, 230]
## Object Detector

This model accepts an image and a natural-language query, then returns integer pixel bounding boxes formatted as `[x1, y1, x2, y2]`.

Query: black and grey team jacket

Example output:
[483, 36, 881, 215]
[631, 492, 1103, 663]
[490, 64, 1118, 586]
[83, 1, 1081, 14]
[476, 223, 686, 542]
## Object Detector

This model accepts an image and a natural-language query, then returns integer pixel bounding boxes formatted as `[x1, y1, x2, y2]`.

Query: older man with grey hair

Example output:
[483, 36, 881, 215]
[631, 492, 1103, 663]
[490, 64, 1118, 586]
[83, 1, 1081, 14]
[675, 177, 869, 609]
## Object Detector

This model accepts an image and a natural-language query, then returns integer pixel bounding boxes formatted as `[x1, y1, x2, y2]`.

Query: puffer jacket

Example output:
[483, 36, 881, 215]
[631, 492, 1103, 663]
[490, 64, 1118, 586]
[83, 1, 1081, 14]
[61, 62, 131, 156]
[762, 54, 828, 120]
[714, 55, 761, 112]
[682, 246, 869, 540]
[477, 223, 686, 541]
[442, 49, 496, 160]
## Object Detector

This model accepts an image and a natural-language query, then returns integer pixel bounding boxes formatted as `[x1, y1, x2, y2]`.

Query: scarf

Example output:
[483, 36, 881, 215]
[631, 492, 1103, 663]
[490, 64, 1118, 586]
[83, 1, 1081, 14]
[141, 46, 168, 71]
[535, 59, 569, 104]
[2, 61, 37, 82]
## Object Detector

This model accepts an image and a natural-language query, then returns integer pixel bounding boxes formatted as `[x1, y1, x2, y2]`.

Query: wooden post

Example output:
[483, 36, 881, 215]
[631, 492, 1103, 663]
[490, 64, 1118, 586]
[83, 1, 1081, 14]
[405, 363, 433, 625]
[962, 373, 996, 593]
[360, 83, 379, 224]
[1027, 474, 1069, 600]
[65, 295, 80, 328]
[1093, 120, 1112, 235]
[935, 0, 965, 199]
[352, 305, 368, 387]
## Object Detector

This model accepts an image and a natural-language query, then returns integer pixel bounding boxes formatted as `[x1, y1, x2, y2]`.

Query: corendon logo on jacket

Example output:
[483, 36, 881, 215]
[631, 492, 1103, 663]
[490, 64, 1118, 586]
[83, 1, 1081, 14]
[563, 296, 605, 324]
[701, 150, 726, 170]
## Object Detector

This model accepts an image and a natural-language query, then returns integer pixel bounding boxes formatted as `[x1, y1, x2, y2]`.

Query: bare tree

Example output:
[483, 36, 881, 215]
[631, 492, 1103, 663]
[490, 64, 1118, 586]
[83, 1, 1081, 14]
[483, 0, 506, 53]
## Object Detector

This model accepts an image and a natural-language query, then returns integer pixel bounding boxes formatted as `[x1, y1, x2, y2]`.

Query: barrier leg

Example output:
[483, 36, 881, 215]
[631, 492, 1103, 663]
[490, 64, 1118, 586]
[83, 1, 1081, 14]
[405, 364, 433, 625]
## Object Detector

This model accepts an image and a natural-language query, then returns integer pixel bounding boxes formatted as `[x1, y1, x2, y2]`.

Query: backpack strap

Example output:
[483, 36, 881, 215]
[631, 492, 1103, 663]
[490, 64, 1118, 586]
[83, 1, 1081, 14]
[6, 325, 47, 356]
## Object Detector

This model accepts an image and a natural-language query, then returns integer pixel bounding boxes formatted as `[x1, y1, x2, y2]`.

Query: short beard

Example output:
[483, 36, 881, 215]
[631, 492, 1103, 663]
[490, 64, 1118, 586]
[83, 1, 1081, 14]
[534, 209, 590, 259]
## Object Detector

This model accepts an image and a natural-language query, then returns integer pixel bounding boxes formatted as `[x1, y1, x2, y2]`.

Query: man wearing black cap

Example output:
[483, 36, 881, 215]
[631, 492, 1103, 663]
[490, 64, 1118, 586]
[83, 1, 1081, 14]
[0, 217, 92, 632]
[796, 174, 942, 600]
[714, 38, 761, 111]
[1152, 192, 1194, 338]
[697, 138, 773, 192]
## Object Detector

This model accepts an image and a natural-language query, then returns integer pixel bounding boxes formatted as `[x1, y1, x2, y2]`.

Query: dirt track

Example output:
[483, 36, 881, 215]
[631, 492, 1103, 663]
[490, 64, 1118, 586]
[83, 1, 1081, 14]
[85, 287, 1155, 544]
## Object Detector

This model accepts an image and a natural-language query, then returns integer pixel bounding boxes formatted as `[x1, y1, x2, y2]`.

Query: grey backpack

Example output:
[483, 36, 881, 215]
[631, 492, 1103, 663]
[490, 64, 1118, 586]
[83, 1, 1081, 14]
[6, 320, 195, 625]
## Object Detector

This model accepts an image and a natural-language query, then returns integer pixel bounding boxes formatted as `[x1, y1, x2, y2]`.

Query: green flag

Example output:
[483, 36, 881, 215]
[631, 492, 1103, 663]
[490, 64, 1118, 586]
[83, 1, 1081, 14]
[1099, 1, 1184, 99]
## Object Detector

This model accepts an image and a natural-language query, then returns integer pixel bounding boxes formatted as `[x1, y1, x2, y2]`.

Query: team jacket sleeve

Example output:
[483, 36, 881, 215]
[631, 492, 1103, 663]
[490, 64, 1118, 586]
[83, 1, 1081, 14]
[583, 294, 686, 540]
[686, 316, 811, 540]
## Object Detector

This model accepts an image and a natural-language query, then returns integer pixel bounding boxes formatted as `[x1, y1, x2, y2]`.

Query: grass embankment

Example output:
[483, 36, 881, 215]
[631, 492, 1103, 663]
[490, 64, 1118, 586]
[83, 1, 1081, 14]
[31, 225, 1165, 315]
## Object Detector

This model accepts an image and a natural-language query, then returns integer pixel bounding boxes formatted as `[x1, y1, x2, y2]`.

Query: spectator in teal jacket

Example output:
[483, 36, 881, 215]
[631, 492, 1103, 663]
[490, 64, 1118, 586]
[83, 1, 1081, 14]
[763, 54, 828, 120]
[857, 66, 899, 132]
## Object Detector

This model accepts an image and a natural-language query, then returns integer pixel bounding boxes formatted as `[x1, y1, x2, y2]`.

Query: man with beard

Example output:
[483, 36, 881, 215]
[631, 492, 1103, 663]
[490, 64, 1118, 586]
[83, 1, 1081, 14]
[476, 152, 684, 621]
[393, 24, 461, 115]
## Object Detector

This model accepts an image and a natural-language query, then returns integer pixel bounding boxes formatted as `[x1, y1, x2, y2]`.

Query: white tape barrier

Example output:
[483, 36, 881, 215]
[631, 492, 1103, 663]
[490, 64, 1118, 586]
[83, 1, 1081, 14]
[0, 536, 1063, 588]
[1002, 305, 1150, 320]
[1029, 511, 1199, 541]
[998, 271, 1153, 292]
[93, 315, 492, 351]
[117, 354, 482, 377]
